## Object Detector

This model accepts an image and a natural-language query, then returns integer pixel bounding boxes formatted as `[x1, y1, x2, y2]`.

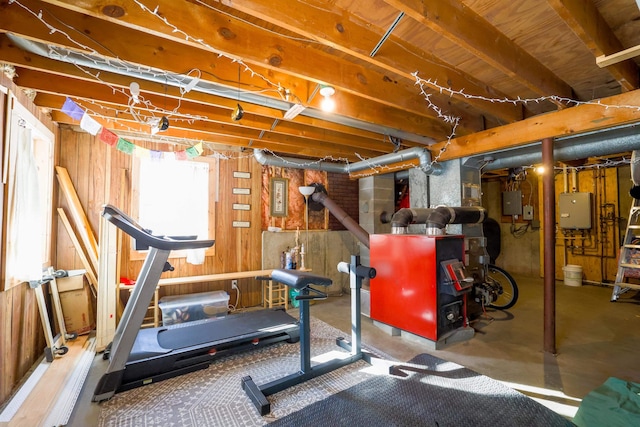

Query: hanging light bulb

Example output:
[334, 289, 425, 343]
[129, 81, 140, 104]
[319, 85, 336, 112]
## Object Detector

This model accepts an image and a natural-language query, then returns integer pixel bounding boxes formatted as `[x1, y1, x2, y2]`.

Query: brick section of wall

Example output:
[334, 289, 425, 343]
[326, 172, 359, 230]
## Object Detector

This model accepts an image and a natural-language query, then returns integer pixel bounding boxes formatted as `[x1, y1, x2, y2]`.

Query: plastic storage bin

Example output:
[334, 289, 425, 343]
[159, 290, 229, 326]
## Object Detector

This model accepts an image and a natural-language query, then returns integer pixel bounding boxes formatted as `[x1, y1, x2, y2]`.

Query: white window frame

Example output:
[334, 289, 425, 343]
[130, 155, 216, 261]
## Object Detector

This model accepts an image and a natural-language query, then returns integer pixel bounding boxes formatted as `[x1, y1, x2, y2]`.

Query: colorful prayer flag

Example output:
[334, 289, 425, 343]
[61, 97, 84, 120]
[99, 128, 118, 146]
[80, 113, 102, 135]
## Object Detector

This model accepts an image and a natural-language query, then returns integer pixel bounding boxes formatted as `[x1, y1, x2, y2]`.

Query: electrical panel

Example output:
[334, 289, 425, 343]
[502, 190, 522, 215]
[558, 192, 592, 229]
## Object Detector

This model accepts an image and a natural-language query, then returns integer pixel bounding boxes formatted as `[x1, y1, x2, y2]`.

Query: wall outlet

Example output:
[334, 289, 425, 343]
[231, 280, 238, 290]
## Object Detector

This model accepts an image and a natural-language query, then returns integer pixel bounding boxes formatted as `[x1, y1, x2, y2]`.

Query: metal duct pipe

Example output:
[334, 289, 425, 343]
[311, 192, 370, 248]
[388, 206, 486, 234]
[477, 124, 640, 171]
[8, 34, 433, 145]
[388, 208, 433, 233]
[253, 149, 346, 173]
[254, 147, 443, 175]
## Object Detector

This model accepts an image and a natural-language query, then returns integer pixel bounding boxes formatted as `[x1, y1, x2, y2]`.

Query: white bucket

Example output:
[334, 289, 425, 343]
[563, 264, 583, 286]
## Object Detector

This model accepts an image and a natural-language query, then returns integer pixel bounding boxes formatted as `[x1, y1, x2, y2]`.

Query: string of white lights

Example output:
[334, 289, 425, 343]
[132, 0, 286, 93]
[7, 0, 640, 175]
[258, 149, 350, 169]
[413, 72, 640, 112]
[192, 0, 321, 45]
[8, 0, 209, 128]
[412, 75, 461, 169]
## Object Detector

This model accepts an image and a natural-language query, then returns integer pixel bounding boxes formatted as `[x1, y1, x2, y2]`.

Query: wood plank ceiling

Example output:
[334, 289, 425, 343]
[1, 0, 640, 169]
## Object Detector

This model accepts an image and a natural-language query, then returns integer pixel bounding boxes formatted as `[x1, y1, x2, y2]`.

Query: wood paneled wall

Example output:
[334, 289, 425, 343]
[56, 127, 268, 306]
[552, 167, 621, 282]
[0, 74, 54, 406]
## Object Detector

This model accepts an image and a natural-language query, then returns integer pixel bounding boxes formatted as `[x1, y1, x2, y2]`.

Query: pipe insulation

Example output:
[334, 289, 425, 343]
[254, 147, 443, 175]
[311, 192, 370, 248]
[389, 206, 486, 234]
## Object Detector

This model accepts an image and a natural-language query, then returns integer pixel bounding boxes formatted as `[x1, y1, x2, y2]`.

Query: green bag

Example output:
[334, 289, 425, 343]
[573, 377, 640, 427]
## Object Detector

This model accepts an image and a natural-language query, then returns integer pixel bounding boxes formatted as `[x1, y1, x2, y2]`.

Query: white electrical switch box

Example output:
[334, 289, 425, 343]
[523, 205, 534, 220]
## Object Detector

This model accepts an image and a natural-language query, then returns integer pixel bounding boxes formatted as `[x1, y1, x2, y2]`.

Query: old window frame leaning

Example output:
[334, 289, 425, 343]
[1, 90, 54, 291]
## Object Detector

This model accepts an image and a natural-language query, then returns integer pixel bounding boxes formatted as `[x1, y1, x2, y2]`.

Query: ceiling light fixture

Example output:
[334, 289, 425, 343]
[319, 85, 336, 112]
[284, 103, 306, 120]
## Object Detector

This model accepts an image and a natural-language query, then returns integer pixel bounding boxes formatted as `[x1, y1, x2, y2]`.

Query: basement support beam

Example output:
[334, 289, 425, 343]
[542, 137, 556, 355]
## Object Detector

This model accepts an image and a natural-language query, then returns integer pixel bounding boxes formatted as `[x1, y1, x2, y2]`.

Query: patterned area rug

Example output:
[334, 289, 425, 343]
[98, 318, 383, 426]
[99, 318, 572, 427]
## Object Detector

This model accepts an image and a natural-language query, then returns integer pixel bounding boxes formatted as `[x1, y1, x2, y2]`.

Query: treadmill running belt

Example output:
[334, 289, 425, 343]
[157, 309, 296, 349]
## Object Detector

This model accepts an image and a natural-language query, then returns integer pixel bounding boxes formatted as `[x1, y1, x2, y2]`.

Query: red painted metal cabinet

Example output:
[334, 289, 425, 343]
[370, 234, 466, 342]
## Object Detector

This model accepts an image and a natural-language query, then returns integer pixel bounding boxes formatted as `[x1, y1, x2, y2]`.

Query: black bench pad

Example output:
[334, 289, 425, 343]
[271, 269, 332, 289]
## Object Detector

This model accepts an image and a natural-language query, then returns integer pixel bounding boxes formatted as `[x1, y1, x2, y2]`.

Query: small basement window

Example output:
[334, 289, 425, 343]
[131, 155, 216, 260]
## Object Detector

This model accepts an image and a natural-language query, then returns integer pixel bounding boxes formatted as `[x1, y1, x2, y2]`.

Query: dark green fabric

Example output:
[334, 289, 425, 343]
[573, 377, 640, 427]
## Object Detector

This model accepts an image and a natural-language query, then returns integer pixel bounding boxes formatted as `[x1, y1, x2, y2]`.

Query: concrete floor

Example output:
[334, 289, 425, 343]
[68, 274, 640, 425]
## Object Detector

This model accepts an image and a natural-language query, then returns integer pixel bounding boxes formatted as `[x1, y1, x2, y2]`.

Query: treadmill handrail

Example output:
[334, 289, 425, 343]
[102, 204, 215, 251]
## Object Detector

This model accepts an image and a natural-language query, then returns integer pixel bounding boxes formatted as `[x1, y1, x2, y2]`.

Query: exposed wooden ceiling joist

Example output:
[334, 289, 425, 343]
[205, 0, 523, 124]
[547, 0, 639, 91]
[384, 0, 573, 104]
[0, 0, 638, 170]
[31, 0, 475, 134]
[431, 88, 640, 161]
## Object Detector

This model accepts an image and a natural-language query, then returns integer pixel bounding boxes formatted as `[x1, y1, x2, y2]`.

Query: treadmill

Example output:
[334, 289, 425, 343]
[93, 205, 299, 402]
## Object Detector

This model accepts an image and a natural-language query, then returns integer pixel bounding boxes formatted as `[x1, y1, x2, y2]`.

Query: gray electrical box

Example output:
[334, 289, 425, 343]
[502, 190, 522, 215]
[558, 192, 592, 229]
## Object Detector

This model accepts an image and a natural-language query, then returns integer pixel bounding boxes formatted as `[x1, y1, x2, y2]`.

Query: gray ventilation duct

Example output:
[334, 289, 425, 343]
[8, 34, 432, 146]
[254, 147, 443, 175]
[465, 123, 640, 171]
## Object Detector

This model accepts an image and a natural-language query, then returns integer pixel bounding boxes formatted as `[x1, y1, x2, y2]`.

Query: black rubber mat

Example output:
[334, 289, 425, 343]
[269, 353, 575, 427]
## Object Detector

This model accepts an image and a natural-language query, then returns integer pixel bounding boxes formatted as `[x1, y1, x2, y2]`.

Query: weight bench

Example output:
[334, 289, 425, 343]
[242, 258, 376, 415]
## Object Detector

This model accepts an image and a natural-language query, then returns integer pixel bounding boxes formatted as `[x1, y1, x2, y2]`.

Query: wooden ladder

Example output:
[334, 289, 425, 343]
[612, 197, 640, 301]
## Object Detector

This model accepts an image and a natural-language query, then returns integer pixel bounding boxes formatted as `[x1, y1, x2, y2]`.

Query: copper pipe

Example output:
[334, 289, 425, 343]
[542, 137, 556, 354]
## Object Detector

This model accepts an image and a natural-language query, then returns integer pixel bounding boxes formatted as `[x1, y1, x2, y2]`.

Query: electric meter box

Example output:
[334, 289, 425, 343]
[502, 190, 522, 215]
[558, 192, 592, 229]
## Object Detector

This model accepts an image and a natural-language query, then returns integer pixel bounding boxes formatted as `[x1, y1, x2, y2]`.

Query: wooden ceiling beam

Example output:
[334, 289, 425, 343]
[429, 89, 640, 161]
[0, 0, 458, 142]
[0, 32, 436, 147]
[547, 0, 639, 91]
[0, 35, 430, 154]
[202, 0, 522, 124]
[385, 0, 573, 102]
[29, 0, 474, 135]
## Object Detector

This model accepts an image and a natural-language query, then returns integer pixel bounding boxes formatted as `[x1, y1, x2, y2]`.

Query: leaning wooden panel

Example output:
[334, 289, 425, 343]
[96, 215, 118, 353]
[57, 208, 98, 291]
[55, 166, 99, 273]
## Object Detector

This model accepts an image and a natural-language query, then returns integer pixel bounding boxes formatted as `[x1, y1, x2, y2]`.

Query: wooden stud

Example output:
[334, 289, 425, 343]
[55, 166, 99, 273]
